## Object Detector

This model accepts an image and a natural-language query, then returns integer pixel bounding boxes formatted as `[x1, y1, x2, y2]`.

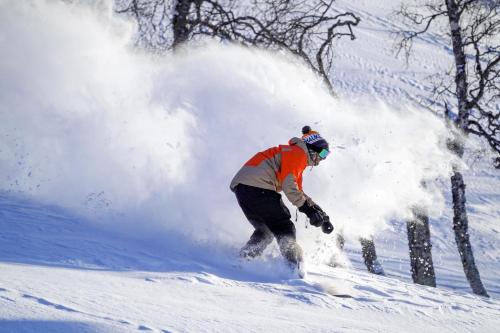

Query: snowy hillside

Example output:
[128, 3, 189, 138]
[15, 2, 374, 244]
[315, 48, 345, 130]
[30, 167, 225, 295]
[0, 0, 499, 332]
[1, 193, 499, 333]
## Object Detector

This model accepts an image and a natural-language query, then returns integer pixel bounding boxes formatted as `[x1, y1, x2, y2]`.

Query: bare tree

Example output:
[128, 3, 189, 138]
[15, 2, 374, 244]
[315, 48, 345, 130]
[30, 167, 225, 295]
[115, 0, 361, 94]
[360, 237, 385, 275]
[333, 230, 384, 275]
[172, 0, 192, 48]
[396, 0, 499, 162]
[395, 0, 497, 297]
[407, 208, 436, 287]
[114, 0, 172, 50]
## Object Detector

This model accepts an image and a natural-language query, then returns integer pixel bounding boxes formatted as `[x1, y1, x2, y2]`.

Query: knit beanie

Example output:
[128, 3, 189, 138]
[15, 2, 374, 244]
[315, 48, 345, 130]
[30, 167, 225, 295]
[301, 126, 329, 153]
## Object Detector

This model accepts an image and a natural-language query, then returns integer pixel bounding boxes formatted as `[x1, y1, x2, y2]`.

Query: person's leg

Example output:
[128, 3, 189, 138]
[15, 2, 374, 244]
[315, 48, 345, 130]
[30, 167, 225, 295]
[258, 196, 304, 269]
[276, 234, 304, 268]
[234, 185, 275, 259]
[268, 219, 304, 269]
[239, 220, 273, 259]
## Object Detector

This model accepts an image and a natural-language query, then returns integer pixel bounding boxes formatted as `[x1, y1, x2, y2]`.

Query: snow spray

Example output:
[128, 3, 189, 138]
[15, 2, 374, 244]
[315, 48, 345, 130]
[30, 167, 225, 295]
[0, 0, 456, 261]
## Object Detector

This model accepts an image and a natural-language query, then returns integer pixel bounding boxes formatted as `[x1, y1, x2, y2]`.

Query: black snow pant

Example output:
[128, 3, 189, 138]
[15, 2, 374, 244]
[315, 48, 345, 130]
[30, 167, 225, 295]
[234, 184, 303, 267]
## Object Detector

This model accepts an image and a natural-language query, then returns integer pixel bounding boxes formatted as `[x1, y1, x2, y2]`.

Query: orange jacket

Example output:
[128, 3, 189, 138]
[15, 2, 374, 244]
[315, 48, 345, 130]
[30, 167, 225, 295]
[230, 137, 313, 207]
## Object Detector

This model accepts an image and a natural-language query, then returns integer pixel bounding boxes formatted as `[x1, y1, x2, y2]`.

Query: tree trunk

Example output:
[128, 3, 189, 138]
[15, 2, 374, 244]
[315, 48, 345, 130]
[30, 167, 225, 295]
[406, 209, 436, 287]
[445, 0, 489, 297]
[360, 237, 384, 275]
[445, 0, 469, 129]
[172, 0, 192, 49]
[336, 232, 345, 250]
[451, 171, 489, 297]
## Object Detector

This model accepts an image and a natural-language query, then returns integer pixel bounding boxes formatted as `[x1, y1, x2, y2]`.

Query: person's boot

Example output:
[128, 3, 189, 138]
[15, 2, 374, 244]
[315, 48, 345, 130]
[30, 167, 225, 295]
[277, 235, 305, 278]
[240, 228, 273, 259]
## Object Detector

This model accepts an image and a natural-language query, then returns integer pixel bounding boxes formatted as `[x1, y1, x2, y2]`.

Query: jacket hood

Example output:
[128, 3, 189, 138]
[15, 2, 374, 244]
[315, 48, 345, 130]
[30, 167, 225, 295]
[289, 137, 314, 166]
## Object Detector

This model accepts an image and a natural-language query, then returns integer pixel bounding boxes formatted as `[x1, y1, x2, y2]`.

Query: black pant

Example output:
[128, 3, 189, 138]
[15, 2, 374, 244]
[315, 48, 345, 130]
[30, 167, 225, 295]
[234, 184, 296, 238]
[234, 184, 302, 265]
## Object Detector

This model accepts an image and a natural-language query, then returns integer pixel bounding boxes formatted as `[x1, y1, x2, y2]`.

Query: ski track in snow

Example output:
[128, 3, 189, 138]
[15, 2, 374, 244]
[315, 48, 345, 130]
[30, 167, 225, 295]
[333, 0, 454, 109]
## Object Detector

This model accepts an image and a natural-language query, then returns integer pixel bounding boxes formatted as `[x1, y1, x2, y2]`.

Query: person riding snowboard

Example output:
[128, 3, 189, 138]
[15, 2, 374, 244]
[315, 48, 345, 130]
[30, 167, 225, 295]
[230, 126, 333, 276]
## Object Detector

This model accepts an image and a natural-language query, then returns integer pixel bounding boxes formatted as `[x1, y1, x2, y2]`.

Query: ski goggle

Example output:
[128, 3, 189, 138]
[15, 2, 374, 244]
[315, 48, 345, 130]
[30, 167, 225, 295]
[318, 148, 330, 159]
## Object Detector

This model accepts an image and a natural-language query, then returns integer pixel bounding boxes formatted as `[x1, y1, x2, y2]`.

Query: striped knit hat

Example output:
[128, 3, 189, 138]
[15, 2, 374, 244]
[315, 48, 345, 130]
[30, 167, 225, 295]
[301, 126, 329, 153]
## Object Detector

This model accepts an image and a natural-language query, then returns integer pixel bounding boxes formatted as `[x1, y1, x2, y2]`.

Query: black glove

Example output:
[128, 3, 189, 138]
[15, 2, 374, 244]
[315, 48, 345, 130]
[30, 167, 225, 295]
[298, 201, 328, 227]
[321, 219, 334, 234]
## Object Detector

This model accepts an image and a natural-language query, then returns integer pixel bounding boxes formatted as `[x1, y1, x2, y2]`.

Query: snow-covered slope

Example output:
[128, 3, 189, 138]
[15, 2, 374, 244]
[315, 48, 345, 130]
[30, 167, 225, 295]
[0, 0, 499, 332]
[1, 194, 499, 333]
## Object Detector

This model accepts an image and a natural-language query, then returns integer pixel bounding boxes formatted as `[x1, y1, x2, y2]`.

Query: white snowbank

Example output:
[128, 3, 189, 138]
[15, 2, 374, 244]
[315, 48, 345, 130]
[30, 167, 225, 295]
[0, 0, 456, 259]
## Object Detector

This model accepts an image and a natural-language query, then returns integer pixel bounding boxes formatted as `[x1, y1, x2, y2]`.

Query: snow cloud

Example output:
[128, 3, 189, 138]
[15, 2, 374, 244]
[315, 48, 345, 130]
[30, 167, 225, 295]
[0, 0, 456, 260]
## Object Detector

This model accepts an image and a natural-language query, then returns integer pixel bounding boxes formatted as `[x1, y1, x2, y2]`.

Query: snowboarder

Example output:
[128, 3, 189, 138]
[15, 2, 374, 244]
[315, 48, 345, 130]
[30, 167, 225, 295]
[230, 126, 334, 275]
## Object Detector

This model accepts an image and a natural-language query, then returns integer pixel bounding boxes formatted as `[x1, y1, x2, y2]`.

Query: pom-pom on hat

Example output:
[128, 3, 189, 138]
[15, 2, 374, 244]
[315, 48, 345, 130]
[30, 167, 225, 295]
[301, 126, 329, 153]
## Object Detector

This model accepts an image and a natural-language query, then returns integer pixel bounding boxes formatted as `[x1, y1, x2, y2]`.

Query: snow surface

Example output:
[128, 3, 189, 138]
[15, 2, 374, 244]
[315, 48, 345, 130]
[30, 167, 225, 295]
[1, 193, 499, 333]
[0, 0, 499, 332]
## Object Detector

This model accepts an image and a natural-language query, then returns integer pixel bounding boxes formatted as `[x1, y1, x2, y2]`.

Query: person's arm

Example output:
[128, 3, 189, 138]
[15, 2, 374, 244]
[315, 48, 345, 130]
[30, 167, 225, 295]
[279, 149, 308, 207]
[279, 147, 333, 234]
